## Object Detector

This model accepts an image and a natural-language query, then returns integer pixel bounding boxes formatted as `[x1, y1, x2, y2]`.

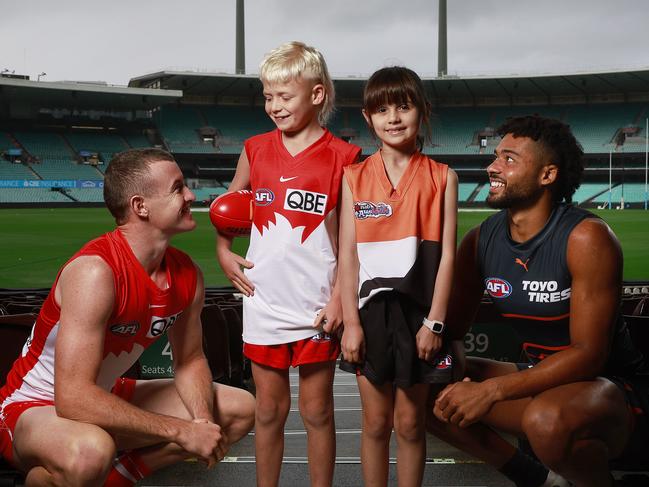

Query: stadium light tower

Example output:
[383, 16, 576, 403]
[236, 0, 245, 74]
[438, 0, 447, 77]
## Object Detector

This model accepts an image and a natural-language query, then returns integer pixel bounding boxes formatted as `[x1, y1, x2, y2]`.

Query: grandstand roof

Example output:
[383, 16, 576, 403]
[129, 68, 649, 105]
[0, 76, 182, 111]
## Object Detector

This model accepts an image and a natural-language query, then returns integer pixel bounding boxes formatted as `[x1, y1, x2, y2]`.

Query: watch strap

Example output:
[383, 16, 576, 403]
[422, 317, 445, 334]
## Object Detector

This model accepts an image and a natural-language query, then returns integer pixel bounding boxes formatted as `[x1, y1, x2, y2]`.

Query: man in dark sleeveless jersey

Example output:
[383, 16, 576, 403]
[427, 116, 647, 487]
[0, 149, 255, 486]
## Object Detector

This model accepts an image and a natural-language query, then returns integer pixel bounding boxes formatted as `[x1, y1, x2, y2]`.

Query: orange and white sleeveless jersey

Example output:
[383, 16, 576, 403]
[243, 129, 360, 345]
[0, 230, 197, 407]
[344, 151, 448, 309]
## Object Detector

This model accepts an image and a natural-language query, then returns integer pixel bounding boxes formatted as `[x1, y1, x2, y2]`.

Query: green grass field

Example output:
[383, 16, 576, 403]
[0, 207, 647, 288]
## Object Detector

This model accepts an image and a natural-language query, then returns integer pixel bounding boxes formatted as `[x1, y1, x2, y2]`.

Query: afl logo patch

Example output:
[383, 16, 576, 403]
[110, 321, 140, 336]
[434, 354, 453, 370]
[353, 201, 392, 220]
[311, 332, 333, 343]
[485, 278, 512, 298]
[255, 188, 275, 206]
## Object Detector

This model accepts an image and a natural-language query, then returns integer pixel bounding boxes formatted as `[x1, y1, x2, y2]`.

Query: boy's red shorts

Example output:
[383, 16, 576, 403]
[244, 332, 340, 369]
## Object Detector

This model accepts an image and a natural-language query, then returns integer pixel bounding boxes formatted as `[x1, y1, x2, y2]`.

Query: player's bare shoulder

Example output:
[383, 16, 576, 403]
[55, 255, 115, 305]
[567, 216, 622, 274]
[569, 216, 622, 252]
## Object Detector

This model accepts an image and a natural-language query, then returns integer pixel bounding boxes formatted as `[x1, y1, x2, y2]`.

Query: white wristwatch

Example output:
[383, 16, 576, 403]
[422, 317, 445, 335]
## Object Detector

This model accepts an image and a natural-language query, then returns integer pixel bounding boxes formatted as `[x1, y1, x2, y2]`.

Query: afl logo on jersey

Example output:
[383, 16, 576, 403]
[353, 201, 393, 220]
[255, 188, 275, 206]
[485, 278, 512, 298]
[284, 188, 328, 215]
[434, 354, 453, 370]
[110, 321, 140, 336]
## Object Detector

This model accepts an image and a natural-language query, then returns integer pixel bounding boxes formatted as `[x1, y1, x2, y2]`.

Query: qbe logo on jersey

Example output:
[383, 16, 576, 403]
[485, 277, 512, 298]
[284, 188, 328, 216]
[147, 311, 183, 338]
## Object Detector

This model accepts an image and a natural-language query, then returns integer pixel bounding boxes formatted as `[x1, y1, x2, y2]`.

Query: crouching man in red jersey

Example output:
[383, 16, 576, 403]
[0, 148, 255, 486]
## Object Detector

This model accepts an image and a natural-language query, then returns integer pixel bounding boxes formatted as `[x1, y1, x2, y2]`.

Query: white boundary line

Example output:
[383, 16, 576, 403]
[290, 393, 359, 398]
[212, 456, 484, 465]
[289, 406, 361, 412]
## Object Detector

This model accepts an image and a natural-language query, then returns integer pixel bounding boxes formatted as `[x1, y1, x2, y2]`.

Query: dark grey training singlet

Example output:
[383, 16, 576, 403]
[477, 203, 642, 375]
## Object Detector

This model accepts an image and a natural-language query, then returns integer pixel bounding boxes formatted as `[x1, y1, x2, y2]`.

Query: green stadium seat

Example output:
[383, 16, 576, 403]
[155, 106, 219, 154]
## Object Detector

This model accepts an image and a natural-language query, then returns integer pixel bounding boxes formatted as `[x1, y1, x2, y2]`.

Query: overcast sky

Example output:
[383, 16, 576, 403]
[2, 0, 649, 86]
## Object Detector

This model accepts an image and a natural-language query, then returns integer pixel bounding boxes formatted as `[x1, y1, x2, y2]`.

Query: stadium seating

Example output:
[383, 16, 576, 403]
[593, 182, 649, 205]
[489, 105, 564, 128]
[13, 131, 75, 160]
[0, 188, 73, 203]
[200, 304, 232, 383]
[473, 182, 491, 202]
[154, 105, 218, 154]
[2, 103, 648, 206]
[572, 182, 611, 205]
[428, 107, 491, 155]
[8, 131, 104, 181]
[1, 131, 16, 154]
[124, 134, 153, 149]
[201, 105, 274, 154]
[192, 186, 228, 202]
[622, 183, 649, 204]
[564, 104, 640, 154]
[0, 161, 38, 180]
[328, 107, 376, 153]
[30, 159, 102, 180]
[65, 188, 105, 203]
[65, 132, 130, 161]
[1, 131, 9, 148]
[458, 182, 479, 202]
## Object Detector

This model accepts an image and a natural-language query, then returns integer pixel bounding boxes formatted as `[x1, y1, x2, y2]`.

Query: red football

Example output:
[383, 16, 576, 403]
[209, 190, 254, 237]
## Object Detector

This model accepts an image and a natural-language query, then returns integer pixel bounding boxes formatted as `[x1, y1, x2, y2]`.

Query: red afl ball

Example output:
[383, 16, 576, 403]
[209, 190, 254, 237]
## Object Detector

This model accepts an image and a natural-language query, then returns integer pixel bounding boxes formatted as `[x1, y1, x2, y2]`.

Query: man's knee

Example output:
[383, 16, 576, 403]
[522, 398, 571, 465]
[58, 429, 116, 484]
[226, 388, 256, 436]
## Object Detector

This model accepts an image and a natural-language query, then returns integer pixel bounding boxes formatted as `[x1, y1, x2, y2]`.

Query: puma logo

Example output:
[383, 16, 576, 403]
[515, 258, 530, 272]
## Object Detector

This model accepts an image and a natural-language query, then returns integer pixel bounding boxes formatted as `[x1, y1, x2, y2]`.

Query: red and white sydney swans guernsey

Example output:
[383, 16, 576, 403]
[243, 129, 361, 345]
[0, 229, 197, 408]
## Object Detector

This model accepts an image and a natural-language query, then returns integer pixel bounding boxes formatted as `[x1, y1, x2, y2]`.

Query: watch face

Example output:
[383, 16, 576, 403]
[432, 322, 444, 333]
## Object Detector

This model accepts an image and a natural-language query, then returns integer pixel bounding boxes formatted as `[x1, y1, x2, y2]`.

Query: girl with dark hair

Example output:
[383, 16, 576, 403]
[339, 66, 459, 487]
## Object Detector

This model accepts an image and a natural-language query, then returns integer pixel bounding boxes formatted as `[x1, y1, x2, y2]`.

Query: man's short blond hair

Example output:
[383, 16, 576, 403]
[260, 41, 335, 126]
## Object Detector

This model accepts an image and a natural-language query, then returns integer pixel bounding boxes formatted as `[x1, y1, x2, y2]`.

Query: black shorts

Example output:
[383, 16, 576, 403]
[608, 374, 649, 469]
[339, 291, 454, 388]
